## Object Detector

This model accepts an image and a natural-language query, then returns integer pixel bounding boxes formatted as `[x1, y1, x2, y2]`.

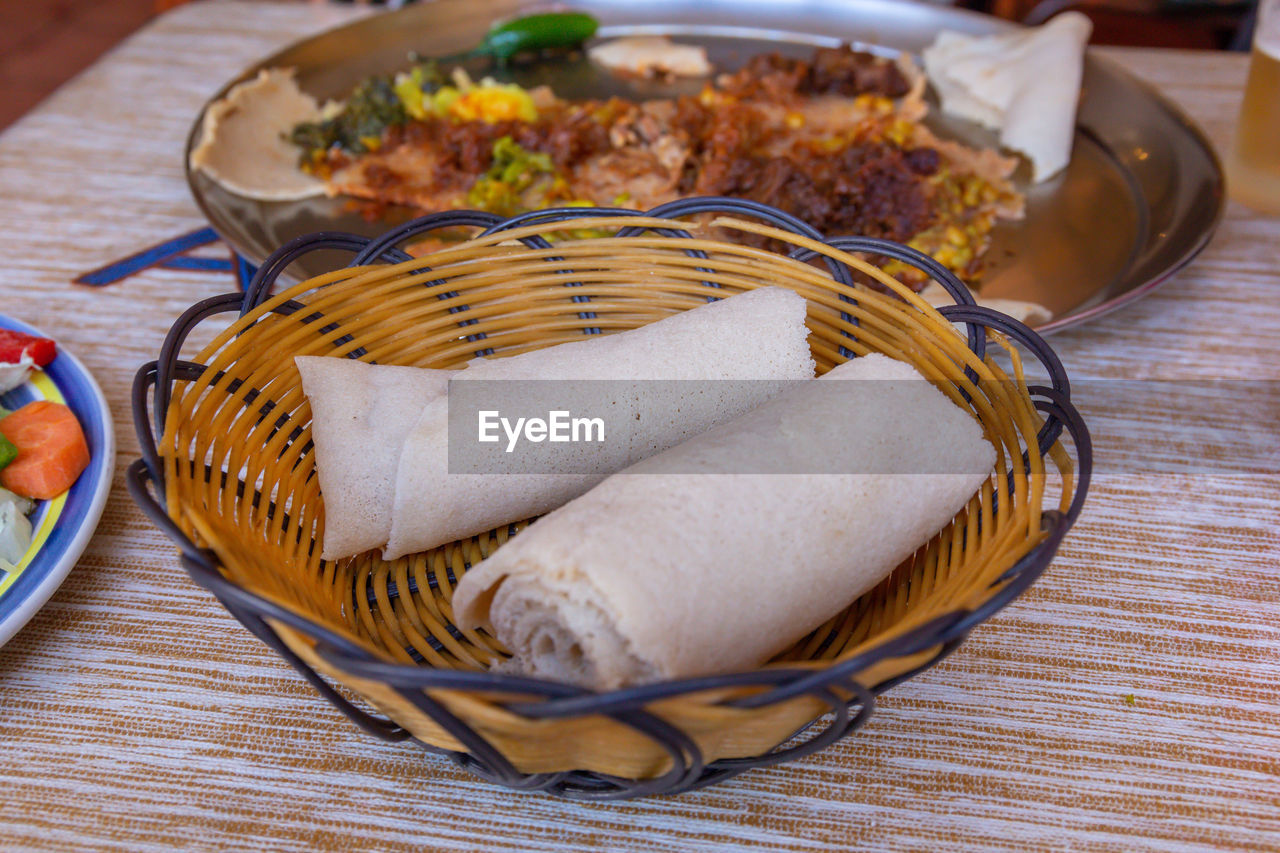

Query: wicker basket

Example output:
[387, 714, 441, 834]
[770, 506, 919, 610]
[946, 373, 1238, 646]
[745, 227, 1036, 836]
[129, 198, 1090, 799]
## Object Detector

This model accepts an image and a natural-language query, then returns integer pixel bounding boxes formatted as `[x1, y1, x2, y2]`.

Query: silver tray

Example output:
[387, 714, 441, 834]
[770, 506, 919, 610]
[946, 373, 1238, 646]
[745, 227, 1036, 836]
[185, 0, 1225, 332]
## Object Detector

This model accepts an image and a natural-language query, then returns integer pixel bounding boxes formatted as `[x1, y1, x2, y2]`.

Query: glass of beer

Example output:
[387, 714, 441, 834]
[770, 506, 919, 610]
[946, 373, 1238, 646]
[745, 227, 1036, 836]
[1226, 0, 1280, 215]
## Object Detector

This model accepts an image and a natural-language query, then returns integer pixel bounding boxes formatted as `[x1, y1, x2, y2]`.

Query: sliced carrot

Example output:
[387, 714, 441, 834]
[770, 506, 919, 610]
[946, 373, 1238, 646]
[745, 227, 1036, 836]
[0, 401, 90, 500]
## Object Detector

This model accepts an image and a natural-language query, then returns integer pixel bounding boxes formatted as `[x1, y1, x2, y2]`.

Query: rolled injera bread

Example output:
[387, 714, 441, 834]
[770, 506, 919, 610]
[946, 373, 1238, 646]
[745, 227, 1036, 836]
[383, 286, 814, 559]
[296, 357, 455, 560]
[452, 353, 997, 690]
[922, 12, 1091, 182]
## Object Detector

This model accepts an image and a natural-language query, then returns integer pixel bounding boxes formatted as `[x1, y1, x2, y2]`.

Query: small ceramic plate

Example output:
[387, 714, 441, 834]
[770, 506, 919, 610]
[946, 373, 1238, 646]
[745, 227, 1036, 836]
[0, 315, 114, 647]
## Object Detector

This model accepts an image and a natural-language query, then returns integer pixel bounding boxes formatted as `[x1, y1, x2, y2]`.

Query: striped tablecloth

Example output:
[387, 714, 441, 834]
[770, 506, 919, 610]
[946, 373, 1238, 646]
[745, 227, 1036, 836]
[0, 2, 1275, 849]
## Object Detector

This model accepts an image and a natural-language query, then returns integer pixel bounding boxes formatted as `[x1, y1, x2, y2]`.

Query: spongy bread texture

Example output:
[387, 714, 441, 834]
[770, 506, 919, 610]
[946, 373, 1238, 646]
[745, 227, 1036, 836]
[452, 354, 997, 690]
[922, 12, 1091, 181]
[381, 286, 815, 559]
[189, 69, 327, 200]
[296, 357, 454, 560]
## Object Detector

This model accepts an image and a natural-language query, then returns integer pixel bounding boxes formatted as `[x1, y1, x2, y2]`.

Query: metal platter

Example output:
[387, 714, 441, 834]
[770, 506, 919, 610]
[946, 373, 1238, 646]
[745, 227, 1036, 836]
[184, 0, 1225, 332]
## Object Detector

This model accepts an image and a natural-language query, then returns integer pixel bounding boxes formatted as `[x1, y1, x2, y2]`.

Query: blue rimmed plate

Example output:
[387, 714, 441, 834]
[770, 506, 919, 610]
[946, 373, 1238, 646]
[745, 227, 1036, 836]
[0, 315, 114, 647]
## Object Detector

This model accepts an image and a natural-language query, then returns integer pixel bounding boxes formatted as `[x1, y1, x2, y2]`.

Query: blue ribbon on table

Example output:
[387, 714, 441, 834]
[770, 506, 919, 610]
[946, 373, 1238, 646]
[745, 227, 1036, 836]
[75, 227, 258, 291]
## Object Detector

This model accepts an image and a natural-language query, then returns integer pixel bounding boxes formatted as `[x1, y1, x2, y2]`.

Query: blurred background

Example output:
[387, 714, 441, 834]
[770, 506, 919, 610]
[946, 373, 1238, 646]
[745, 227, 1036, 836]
[0, 0, 1261, 131]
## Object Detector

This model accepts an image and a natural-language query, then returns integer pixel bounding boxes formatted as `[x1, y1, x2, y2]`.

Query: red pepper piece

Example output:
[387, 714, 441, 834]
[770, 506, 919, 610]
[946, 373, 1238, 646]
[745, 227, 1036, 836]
[0, 330, 56, 367]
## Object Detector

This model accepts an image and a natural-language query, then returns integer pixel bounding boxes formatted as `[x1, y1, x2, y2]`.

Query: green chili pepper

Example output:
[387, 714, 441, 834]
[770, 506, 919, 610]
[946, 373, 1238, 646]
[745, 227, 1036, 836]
[475, 11, 599, 64]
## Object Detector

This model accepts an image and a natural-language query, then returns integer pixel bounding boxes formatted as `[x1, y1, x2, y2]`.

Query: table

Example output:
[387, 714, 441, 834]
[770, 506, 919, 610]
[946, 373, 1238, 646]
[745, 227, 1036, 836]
[1, 2, 1276, 849]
